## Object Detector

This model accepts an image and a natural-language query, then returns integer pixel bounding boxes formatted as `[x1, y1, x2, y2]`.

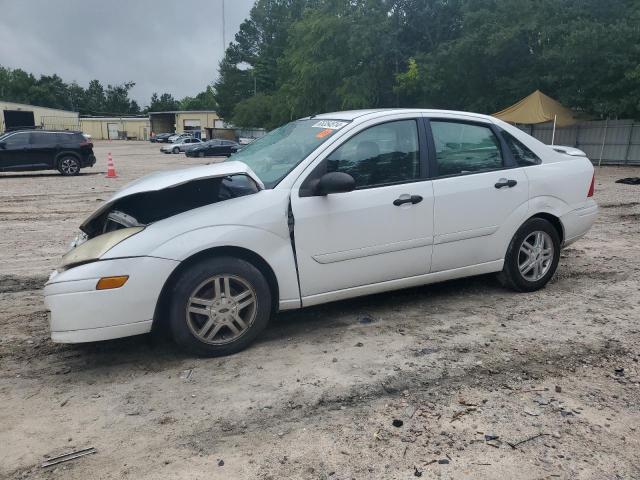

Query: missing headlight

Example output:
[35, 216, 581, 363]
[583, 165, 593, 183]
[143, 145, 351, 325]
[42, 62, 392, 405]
[82, 174, 259, 239]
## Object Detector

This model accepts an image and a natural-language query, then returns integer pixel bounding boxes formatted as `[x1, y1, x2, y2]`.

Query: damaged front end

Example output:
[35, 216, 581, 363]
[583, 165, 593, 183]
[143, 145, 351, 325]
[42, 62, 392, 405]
[61, 161, 263, 270]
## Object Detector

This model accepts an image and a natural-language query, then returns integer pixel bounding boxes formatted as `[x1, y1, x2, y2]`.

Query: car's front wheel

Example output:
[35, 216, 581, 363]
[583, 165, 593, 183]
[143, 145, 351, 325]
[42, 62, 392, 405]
[172, 147, 180, 154]
[168, 257, 272, 356]
[498, 217, 560, 292]
[58, 156, 81, 176]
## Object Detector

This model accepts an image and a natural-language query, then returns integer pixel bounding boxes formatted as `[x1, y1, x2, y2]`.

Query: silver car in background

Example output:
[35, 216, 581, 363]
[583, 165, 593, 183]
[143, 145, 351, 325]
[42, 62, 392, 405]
[161, 137, 203, 154]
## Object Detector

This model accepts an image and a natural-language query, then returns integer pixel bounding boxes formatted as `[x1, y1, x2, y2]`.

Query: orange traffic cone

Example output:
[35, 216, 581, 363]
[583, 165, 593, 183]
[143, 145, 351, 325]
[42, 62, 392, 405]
[106, 152, 117, 178]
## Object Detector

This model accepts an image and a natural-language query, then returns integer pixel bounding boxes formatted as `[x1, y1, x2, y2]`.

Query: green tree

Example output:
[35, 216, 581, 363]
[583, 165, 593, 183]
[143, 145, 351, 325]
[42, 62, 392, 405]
[103, 81, 138, 114]
[84, 79, 106, 114]
[148, 92, 180, 112]
[180, 85, 218, 110]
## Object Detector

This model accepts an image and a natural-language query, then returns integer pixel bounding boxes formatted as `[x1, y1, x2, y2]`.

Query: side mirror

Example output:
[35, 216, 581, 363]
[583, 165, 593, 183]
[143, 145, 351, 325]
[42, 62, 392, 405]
[315, 172, 356, 195]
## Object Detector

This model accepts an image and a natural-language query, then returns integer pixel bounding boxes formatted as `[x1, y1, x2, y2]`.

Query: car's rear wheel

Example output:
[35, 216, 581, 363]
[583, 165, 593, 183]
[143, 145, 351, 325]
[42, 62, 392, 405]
[58, 156, 81, 176]
[498, 217, 560, 292]
[168, 257, 271, 356]
[172, 147, 180, 154]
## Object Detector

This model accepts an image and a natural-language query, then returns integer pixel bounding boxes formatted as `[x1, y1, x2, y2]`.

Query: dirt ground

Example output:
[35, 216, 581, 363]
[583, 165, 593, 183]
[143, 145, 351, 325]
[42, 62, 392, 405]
[1, 141, 639, 480]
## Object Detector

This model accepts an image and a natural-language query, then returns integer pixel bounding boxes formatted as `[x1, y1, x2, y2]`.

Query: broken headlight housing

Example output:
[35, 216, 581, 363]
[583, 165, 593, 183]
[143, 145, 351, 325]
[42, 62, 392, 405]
[60, 227, 144, 271]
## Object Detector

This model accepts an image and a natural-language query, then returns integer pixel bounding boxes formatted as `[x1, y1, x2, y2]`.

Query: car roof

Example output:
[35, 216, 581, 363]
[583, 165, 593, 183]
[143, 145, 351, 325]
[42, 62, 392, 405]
[305, 108, 496, 123]
[3, 129, 82, 134]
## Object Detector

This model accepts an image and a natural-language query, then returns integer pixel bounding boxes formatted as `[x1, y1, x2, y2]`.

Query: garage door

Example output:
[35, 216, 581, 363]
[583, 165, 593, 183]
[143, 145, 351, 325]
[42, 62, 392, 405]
[107, 123, 119, 140]
[184, 119, 201, 128]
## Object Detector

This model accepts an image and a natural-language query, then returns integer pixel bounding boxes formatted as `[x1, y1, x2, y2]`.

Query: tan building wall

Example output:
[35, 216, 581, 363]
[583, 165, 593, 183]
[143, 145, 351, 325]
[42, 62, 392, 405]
[79, 118, 151, 140]
[174, 111, 220, 134]
[0, 101, 79, 132]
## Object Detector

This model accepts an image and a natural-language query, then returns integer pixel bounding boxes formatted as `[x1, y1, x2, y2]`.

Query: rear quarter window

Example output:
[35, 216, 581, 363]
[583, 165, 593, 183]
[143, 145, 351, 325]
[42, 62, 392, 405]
[55, 133, 78, 144]
[501, 130, 541, 166]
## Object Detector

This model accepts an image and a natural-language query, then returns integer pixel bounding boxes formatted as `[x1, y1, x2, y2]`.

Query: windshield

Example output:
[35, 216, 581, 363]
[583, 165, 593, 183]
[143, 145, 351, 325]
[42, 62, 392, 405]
[229, 119, 349, 188]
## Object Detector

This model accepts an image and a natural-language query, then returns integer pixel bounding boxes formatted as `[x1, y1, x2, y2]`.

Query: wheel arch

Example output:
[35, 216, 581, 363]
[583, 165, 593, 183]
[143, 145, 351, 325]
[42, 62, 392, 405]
[55, 150, 81, 166]
[528, 212, 565, 245]
[151, 246, 280, 333]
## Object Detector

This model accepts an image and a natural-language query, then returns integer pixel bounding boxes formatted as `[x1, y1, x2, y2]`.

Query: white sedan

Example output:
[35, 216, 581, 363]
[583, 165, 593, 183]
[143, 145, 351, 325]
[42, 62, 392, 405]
[44, 109, 598, 356]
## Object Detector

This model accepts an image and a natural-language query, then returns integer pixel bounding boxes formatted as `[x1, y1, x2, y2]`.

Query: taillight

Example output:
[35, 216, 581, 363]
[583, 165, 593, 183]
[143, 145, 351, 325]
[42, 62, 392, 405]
[587, 173, 595, 197]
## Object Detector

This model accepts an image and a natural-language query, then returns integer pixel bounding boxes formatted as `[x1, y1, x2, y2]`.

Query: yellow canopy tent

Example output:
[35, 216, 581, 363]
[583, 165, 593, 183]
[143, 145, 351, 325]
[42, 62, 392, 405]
[493, 90, 575, 144]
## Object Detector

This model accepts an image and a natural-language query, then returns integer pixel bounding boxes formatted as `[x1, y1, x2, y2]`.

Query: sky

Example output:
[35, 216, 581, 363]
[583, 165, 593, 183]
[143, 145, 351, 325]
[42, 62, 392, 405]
[0, 0, 255, 106]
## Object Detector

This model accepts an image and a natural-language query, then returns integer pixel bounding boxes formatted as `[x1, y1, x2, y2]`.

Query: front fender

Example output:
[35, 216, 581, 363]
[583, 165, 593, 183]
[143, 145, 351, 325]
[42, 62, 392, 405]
[149, 225, 300, 307]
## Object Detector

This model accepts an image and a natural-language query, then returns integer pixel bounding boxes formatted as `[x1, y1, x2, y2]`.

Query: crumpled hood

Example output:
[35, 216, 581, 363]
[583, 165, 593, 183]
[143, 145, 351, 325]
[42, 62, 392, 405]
[80, 160, 263, 232]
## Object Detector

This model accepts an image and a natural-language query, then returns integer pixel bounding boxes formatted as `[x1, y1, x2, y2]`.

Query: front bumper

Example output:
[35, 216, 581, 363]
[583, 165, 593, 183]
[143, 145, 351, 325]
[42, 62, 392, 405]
[44, 256, 179, 343]
[83, 154, 97, 167]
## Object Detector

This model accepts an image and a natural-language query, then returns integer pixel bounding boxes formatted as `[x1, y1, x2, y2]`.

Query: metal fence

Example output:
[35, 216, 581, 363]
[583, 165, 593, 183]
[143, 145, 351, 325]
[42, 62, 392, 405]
[518, 119, 640, 166]
[40, 115, 80, 131]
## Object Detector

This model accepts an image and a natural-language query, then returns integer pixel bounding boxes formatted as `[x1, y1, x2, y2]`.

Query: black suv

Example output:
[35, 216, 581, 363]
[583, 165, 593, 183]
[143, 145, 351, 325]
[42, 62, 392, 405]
[0, 130, 96, 175]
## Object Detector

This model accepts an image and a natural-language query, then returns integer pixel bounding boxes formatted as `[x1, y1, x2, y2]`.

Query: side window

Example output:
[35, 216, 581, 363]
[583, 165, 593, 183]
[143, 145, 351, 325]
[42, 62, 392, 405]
[501, 130, 541, 166]
[325, 120, 420, 189]
[430, 121, 503, 176]
[3, 132, 30, 147]
[30, 132, 49, 145]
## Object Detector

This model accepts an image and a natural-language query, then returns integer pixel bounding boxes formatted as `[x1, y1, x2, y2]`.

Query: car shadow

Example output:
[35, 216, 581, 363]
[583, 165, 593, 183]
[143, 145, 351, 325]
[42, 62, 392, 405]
[262, 274, 505, 342]
[0, 172, 101, 178]
[50, 273, 504, 375]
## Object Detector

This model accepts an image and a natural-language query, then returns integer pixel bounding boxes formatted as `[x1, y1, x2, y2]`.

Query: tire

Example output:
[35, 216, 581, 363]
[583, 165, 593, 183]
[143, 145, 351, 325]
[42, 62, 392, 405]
[198, 151, 205, 158]
[57, 155, 81, 176]
[168, 256, 272, 356]
[172, 147, 180, 154]
[498, 217, 561, 292]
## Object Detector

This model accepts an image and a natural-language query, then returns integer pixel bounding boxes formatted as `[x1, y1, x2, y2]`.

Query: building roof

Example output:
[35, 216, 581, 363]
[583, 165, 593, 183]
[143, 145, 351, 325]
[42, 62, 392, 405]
[80, 116, 149, 121]
[148, 110, 218, 115]
[0, 100, 78, 116]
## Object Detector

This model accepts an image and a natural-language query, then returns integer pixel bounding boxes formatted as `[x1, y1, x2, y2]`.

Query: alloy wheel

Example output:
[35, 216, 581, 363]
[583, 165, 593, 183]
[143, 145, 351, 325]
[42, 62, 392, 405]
[518, 231, 554, 281]
[60, 158, 79, 175]
[185, 275, 257, 345]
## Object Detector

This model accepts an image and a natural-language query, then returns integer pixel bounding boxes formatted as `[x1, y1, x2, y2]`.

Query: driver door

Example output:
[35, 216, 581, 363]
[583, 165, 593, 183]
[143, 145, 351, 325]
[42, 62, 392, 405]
[290, 117, 434, 304]
[0, 131, 32, 170]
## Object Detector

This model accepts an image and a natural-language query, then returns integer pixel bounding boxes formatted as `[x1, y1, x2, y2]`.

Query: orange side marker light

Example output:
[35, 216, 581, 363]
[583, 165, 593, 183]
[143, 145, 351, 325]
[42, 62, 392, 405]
[96, 276, 129, 290]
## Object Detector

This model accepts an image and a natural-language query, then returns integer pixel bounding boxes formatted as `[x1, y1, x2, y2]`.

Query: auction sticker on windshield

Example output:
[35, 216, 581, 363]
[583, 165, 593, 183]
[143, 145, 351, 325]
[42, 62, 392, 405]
[312, 120, 349, 130]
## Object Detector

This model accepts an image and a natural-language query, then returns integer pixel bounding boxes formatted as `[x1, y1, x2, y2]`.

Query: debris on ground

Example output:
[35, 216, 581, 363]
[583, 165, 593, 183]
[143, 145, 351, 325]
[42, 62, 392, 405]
[392, 419, 404, 428]
[41, 447, 97, 468]
[615, 177, 640, 185]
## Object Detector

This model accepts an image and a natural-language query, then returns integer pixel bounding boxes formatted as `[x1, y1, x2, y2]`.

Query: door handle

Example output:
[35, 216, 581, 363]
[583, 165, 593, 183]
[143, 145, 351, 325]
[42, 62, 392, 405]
[495, 178, 517, 189]
[393, 195, 423, 206]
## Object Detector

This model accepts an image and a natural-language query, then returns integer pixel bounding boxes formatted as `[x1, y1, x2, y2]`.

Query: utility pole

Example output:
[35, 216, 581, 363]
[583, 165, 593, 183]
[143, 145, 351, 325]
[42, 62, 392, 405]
[222, 0, 226, 49]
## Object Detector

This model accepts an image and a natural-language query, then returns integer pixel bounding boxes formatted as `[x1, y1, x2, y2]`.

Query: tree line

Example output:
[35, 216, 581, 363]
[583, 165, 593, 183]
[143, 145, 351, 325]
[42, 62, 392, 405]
[0, 66, 217, 115]
[214, 0, 640, 129]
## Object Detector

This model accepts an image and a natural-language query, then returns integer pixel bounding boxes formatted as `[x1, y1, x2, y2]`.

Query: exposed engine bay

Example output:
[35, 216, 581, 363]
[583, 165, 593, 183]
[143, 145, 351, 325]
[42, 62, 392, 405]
[81, 174, 260, 239]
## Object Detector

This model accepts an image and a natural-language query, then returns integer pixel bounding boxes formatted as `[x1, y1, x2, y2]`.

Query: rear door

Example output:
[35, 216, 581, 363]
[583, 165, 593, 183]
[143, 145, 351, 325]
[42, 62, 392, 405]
[427, 117, 529, 272]
[220, 140, 235, 156]
[291, 116, 434, 301]
[29, 131, 58, 167]
[207, 140, 223, 156]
